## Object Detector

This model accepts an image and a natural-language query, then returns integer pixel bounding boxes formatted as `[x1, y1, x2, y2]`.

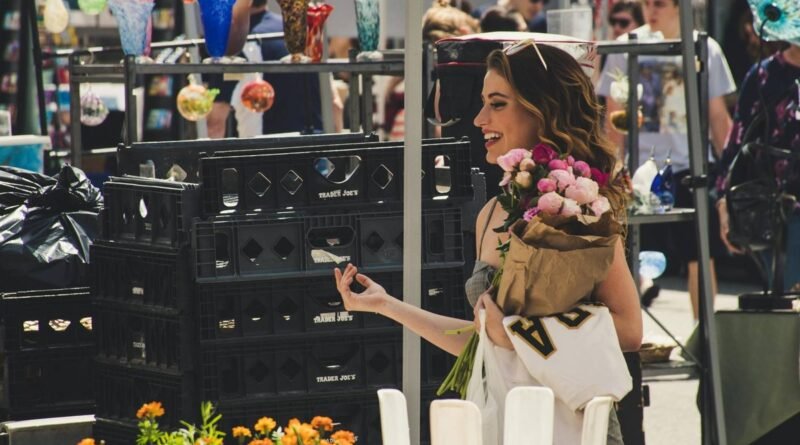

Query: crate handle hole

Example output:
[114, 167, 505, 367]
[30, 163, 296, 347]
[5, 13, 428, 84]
[48, 319, 71, 332]
[138, 196, 149, 219]
[218, 319, 237, 331]
[277, 298, 299, 319]
[280, 358, 302, 378]
[23, 320, 39, 332]
[242, 238, 264, 263]
[166, 164, 187, 181]
[248, 361, 270, 382]
[221, 168, 240, 208]
[314, 156, 361, 184]
[369, 351, 391, 372]
[80, 317, 93, 331]
[371, 164, 394, 190]
[244, 300, 267, 322]
[308, 227, 355, 248]
[364, 231, 385, 252]
[272, 236, 296, 260]
[434, 155, 452, 194]
[215, 232, 231, 269]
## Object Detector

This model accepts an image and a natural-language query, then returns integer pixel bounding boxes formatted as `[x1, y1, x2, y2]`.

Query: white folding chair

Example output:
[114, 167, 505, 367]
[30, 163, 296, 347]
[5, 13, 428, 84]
[377, 389, 411, 445]
[430, 399, 482, 445]
[504, 386, 554, 445]
[580, 396, 614, 445]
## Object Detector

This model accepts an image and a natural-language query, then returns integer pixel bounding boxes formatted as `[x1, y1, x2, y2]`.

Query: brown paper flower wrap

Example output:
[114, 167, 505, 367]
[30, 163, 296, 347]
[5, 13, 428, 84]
[495, 212, 621, 317]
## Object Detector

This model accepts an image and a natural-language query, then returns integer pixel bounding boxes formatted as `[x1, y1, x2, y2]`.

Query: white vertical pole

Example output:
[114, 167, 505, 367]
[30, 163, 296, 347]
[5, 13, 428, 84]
[182, 1, 208, 138]
[403, 1, 424, 444]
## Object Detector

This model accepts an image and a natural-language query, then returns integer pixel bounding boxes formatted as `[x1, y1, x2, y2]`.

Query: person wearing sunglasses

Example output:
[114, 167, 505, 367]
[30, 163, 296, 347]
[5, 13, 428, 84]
[608, 0, 644, 39]
[336, 41, 641, 444]
[472, 0, 549, 33]
[597, 0, 737, 322]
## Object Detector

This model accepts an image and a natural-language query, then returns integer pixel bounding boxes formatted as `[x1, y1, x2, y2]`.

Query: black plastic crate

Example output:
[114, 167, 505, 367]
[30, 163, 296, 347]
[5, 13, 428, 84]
[93, 417, 139, 445]
[117, 132, 378, 183]
[193, 207, 464, 282]
[0, 288, 92, 352]
[94, 360, 196, 428]
[101, 176, 200, 248]
[199, 331, 401, 402]
[199, 138, 472, 216]
[90, 241, 192, 313]
[197, 274, 395, 341]
[94, 302, 196, 372]
[0, 346, 94, 418]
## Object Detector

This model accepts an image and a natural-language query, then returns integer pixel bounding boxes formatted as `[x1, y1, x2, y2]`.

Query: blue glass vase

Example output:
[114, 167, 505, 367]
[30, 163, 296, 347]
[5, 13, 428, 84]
[108, 0, 154, 59]
[354, 0, 381, 61]
[197, 0, 237, 61]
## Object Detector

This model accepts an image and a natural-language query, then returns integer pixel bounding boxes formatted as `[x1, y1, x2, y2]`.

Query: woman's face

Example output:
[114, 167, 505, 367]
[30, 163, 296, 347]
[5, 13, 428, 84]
[473, 69, 539, 165]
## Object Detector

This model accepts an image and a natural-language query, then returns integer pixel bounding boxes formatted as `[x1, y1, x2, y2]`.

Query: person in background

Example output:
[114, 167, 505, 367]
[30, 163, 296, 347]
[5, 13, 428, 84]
[716, 40, 800, 292]
[472, 0, 549, 33]
[478, 5, 528, 33]
[384, 0, 479, 140]
[608, 0, 644, 39]
[597, 0, 736, 319]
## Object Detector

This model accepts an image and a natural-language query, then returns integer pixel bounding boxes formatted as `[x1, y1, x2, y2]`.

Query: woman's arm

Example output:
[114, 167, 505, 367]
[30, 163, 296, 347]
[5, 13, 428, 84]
[594, 238, 643, 351]
[335, 265, 473, 356]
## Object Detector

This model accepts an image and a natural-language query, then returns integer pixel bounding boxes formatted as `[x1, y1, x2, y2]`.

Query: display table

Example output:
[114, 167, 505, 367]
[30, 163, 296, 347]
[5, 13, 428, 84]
[685, 310, 800, 445]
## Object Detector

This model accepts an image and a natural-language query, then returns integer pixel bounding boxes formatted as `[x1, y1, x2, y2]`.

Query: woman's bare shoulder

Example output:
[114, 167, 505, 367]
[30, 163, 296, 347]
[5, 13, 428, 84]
[475, 197, 498, 231]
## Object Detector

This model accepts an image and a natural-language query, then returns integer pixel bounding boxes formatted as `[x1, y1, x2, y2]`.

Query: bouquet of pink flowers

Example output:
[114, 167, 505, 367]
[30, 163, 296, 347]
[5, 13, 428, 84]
[438, 143, 623, 398]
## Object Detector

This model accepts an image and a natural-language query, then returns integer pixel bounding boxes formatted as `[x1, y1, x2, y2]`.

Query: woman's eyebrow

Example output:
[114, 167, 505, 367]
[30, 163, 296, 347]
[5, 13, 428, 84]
[487, 92, 510, 99]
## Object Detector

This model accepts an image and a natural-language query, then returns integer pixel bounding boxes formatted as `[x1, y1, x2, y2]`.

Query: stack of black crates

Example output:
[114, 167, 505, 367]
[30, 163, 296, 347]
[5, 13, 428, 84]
[92, 133, 482, 444]
[0, 288, 94, 420]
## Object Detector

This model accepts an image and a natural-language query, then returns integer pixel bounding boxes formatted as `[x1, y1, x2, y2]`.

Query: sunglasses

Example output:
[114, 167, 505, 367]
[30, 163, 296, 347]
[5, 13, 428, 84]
[502, 39, 548, 71]
[609, 17, 632, 28]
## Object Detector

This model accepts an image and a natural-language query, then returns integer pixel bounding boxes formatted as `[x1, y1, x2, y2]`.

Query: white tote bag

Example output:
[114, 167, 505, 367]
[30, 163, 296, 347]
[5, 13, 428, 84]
[466, 309, 510, 445]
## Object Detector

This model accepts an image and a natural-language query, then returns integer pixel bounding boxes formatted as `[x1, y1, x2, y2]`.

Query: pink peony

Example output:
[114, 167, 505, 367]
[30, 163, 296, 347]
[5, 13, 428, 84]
[532, 143, 558, 165]
[565, 176, 599, 205]
[590, 196, 611, 216]
[523, 206, 540, 222]
[560, 198, 582, 217]
[499, 171, 512, 187]
[590, 167, 610, 187]
[566, 155, 575, 166]
[519, 157, 536, 172]
[537, 177, 557, 194]
[547, 169, 576, 192]
[497, 148, 530, 172]
[514, 171, 533, 189]
[537, 191, 564, 215]
[548, 159, 569, 171]
[573, 160, 591, 178]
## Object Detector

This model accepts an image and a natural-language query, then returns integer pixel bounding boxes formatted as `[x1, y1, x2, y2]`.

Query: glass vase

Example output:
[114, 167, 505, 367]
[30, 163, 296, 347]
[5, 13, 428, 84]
[354, 0, 381, 61]
[305, 3, 333, 62]
[277, 0, 310, 63]
[108, 0, 155, 62]
[197, 0, 237, 62]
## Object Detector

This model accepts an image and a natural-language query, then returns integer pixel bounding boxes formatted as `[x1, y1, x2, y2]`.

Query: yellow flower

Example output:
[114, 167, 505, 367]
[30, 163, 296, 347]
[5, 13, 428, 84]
[136, 401, 165, 419]
[248, 440, 273, 445]
[77, 439, 95, 445]
[254, 417, 277, 435]
[286, 418, 301, 430]
[195, 438, 222, 445]
[311, 416, 333, 432]
[331, 430, 356, 445]
[232, 426, 252, 439]
[282, 422, 318, 445]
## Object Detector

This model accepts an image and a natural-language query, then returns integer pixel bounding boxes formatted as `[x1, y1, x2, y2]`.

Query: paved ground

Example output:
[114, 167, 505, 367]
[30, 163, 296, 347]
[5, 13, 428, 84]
[640, 275, 758, 445]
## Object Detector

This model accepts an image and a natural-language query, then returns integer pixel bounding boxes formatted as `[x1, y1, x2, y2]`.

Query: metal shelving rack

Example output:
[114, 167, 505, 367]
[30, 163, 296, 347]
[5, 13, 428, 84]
[597, 17, 726, 445]
[66, 41, 404, 167]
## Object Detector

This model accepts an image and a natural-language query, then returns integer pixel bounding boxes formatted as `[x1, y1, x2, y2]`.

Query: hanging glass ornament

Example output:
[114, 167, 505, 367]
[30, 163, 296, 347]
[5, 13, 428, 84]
[277, 0, 311, 63]
[177, 80, 219, 122]
[79, 88, 109, 127]
[240, 79, 275, 113]
[630, 148, 661, 214]
[77, 0, 108, 15]
[108, 0, 155, 62]
[44, 0, 70, 34]
[354, 0, 381, 61]
[652, 152, 675, 212]
[197, 0, 237, 62]
[305, 3, 333, 62]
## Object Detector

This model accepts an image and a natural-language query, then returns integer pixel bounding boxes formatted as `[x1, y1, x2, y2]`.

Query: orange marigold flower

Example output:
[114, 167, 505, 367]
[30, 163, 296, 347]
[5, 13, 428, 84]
[298, 423, 319, 442]
[195, 438, 222, 445]
[248, 439, 273, 445]
[254, 417, 276, 435]
[331, 430, 356, 445]
[136, 401, 165, 419]
[232, 426, 252, 438]
[77, 439, 95, 445]
[286, 418, 301, 430]
[311, 416, 333, 432]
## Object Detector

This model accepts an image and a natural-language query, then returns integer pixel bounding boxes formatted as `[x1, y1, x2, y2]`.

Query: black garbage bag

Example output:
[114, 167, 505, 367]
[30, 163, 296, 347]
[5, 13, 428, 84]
[0, 165, 103, 291]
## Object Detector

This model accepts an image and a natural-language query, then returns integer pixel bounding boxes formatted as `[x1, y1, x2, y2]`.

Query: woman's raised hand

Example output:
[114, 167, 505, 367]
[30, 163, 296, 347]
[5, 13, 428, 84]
[334, 263, 389, 314]
[474, 291, 513, 350]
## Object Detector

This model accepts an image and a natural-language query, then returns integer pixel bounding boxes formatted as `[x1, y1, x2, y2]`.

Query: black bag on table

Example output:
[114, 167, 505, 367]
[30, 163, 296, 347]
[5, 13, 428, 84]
[0, 165, 102, 291]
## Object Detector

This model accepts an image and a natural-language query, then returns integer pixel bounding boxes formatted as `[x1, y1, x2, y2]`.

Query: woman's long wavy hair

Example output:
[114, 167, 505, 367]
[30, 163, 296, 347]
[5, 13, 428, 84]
[486, 44, 629, 225]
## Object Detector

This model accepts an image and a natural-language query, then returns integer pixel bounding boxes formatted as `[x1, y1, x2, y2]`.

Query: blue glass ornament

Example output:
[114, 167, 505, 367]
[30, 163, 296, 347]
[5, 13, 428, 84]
[639, 251, 667, 280]
[354, 0, 381, 61]
[108, 0, 155, 59]
[197, 0, 237, 61]
[748, 0, 800, 44]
